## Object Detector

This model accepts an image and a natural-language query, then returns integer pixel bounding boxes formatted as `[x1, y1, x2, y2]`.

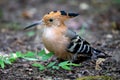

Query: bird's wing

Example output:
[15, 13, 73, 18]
[65, 29, 110, 61]
[65, 29, 90, 54]
[65, 29, 89, 44]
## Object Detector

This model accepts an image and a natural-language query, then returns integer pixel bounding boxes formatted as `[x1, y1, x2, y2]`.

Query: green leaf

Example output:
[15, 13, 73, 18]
[52, 66, 59, 70]
[24, 51, 35, 57]
[4, 58, 12, 64]
[39, 66, 46, 70]
[61, 65, 71, 70]
[27, 31, 35, 37]
[8, 58, 16, 62]
[41, 52, 53, 61]
[67, 62, 80, 66]
[58, 61, 71, 70]
[47, 62, 56, 68]
[15, 51, 23, 58]
[38, 49, 46, 56]
[8, 53, 18, 62]
[10, 53, 18, 58]
[23, 57, 38, 61]
[58, 61, 69, 66]
[0, 60, 5, 69]
[32, 63, 45, 70]
[32, 63, 41, 67]
[38, 50, 54, 61]
[58, 61, 80, 70]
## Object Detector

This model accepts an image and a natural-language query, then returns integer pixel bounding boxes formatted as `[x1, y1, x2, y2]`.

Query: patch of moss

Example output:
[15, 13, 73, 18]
[0, 23, 21, 30]
[77, 76, 114, 80]
[0, 8, 3, 18]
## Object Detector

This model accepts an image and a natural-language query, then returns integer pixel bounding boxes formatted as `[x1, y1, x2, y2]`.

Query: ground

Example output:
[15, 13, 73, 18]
[0, 25, 120, 80]
[0, 0, 120, 80]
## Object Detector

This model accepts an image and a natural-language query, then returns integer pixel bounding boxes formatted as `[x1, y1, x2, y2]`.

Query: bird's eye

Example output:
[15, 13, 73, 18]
[49, 19, 53, 22]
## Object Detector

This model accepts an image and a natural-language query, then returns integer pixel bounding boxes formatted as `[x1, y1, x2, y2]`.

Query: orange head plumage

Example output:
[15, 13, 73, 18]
[43, 11, 79, 26]
[24, 11, 79, 29]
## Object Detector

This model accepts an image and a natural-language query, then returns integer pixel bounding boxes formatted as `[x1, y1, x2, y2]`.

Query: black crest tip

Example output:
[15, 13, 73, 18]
[60, 11, 67, 16]
[68, 13, 79, 17]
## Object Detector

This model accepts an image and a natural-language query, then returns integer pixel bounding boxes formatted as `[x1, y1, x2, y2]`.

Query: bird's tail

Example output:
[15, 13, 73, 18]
[91, 48, 111, 59]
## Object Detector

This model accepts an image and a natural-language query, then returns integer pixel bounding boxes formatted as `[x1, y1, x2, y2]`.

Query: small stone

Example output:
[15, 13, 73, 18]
[79, 3, 89, 10]
[106, 34, 113, 39]
[22, 8, 37, 19]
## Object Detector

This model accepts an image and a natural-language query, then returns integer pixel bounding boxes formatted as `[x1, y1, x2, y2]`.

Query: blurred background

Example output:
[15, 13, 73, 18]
[0, 0, 120, 30]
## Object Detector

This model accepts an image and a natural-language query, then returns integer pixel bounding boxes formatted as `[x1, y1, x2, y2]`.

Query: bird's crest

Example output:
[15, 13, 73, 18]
[43, 11, 79, 22]
[47, 10, 79, 18]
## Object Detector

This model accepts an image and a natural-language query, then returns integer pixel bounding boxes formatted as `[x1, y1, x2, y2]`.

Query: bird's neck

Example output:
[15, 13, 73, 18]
[42, 24, 67, 40]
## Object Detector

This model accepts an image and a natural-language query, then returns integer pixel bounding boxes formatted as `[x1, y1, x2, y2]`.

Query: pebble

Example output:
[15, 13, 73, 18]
[106, 34, 113, 39]
[79, 2, 89, 10]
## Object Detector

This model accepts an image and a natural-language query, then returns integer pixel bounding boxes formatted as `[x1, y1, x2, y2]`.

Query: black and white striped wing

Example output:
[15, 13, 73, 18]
[67, 35, 91, 55]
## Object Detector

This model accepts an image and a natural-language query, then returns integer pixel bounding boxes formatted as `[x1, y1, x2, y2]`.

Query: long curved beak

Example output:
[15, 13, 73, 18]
[24, 20, 43, 30]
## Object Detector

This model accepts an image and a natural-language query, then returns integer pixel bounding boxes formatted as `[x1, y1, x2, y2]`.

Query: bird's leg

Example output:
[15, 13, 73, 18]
[44, 48, 57, 62]
[71, 53, 78, 62]
[47, 55, 57, 63]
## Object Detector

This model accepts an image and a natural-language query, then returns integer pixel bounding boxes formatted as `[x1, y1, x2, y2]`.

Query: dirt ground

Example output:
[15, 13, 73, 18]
[0, 0, 120, 80]
[0, 27, 120, 80]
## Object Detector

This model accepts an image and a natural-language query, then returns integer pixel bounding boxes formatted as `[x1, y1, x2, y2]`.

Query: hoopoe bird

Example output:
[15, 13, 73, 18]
[24, 11, 109, 62]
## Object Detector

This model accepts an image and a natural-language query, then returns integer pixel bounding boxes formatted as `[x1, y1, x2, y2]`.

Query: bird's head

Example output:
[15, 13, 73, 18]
[24, 11, 79, 29]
